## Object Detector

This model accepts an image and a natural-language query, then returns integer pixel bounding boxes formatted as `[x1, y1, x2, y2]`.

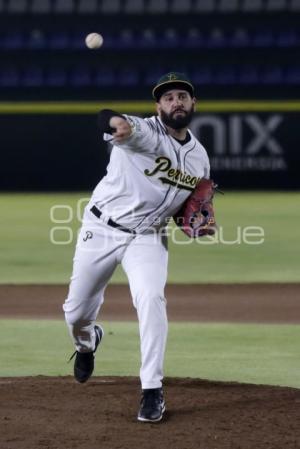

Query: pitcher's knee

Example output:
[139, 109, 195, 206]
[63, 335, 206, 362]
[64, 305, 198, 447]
[63, 295, 101, 326]
[133, 290, 166, 311]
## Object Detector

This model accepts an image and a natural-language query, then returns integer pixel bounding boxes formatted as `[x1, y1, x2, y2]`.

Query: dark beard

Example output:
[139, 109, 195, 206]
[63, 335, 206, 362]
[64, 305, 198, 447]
[160, 108, 194, 130]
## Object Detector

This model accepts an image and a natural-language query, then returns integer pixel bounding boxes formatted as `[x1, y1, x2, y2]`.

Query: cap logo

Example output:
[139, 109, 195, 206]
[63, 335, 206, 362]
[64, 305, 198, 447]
[167, 73, 179, 81]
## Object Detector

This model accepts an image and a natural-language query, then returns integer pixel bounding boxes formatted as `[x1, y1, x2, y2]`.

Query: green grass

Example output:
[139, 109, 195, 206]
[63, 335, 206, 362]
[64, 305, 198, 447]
[1, 320, 299, 389]
[0, 192, 299, 283]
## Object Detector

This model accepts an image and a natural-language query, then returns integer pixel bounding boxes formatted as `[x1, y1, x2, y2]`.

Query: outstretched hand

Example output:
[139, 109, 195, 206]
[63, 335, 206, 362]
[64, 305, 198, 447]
[109, 116, 133, 142]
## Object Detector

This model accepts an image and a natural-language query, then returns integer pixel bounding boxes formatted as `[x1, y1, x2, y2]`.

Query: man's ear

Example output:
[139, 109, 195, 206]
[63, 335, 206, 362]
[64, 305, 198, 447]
[192, 97, 196, 111]
[156, 102, 161, 114]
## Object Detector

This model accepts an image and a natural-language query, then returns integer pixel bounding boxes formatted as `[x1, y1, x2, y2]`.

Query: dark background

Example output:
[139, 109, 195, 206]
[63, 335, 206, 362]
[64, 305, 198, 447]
[1, 110, 298, 190]
[0, 0, 299, 190]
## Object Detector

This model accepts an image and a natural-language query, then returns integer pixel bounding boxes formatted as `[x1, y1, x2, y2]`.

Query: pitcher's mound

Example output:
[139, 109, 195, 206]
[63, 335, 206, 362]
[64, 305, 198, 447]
[1, 376, 300, 449]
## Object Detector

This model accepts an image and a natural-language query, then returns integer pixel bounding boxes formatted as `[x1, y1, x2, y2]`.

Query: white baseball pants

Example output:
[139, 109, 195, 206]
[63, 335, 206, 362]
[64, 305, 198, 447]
[63, 208, 168, 389]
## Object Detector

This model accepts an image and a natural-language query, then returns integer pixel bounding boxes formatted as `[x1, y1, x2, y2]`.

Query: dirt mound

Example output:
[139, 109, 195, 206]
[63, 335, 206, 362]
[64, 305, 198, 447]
[1, 376, 300, 449]
[1, 284, 300, 447]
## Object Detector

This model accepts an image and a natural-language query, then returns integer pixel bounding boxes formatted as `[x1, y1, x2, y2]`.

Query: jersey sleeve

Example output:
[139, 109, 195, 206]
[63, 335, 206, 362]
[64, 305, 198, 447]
[104, 115, 160, 154]
[203, 151, 211, 179]
[195, 141, 211, 180]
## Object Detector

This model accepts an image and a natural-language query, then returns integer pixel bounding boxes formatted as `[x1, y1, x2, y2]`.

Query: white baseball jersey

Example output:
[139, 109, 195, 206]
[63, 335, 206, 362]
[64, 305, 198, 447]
[89, 114, 210, 233]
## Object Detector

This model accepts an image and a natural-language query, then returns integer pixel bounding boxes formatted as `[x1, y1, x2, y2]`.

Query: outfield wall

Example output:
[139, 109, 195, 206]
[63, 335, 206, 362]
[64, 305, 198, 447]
[1, 101, 299, 190]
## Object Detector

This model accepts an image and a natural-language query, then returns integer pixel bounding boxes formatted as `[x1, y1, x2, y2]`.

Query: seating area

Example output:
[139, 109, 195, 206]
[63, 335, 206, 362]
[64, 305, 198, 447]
[0, 0, 298, 99]
[0, 0, 300, 14]
[1, 64, 299, 88]
[0, 27, 299, 49]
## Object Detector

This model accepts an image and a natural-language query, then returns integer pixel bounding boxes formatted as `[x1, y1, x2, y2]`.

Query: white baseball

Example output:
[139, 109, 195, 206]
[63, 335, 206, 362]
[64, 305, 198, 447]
[85, 33, 103, 49]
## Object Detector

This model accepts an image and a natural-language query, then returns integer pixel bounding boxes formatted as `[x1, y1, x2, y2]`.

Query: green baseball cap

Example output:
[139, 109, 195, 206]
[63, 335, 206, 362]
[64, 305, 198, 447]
[152, 72, 195, 101]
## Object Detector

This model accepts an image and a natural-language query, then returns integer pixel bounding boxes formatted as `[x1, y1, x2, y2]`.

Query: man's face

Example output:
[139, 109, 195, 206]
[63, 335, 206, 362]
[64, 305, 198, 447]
[156, 89, 196, 130]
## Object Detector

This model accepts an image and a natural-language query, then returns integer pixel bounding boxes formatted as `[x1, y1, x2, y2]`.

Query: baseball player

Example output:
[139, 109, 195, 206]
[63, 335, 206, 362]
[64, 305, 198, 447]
[63, 72, 211, 422]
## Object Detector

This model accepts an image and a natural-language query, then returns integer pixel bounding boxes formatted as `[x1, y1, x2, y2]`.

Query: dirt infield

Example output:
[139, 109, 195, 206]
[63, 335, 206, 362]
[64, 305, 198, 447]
[1, 283, 300, 322]
[1, 283, 300, 449]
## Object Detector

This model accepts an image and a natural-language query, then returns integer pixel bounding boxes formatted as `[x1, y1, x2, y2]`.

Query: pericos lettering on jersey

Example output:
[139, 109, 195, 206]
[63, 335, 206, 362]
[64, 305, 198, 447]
[144, 156, 199, 191]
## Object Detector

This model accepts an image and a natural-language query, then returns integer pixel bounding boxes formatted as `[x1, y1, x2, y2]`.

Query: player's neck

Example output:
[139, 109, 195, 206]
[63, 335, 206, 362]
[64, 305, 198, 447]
[166, 126, 188, 141]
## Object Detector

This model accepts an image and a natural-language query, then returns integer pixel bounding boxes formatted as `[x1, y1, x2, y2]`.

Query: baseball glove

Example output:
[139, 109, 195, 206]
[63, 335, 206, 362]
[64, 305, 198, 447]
[173, 178, 218, 238]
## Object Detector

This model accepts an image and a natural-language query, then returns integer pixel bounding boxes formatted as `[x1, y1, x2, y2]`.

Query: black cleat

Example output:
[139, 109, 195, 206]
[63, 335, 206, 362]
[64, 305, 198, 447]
[137, 388, 165, 422]
[70, 325, 104, 383]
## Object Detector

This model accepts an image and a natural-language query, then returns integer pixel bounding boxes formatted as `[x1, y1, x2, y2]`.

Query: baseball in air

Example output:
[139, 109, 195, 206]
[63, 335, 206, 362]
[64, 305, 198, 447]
[85, 33, 104, 49]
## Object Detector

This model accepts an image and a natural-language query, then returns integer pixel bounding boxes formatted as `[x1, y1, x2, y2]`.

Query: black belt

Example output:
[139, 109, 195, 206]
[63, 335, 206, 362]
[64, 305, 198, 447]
[90, 206, 136, 235]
